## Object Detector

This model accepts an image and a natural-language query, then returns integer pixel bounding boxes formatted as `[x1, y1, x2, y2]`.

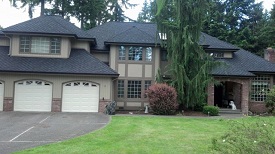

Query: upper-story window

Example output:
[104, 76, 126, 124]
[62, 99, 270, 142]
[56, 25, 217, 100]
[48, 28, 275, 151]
[209, 52, 224, 58]
[119, 46, 153, 62]
[145, 47, 152, 61]
[129, 47, 143, 61]
[119, 46, 126, 60]
[20, 36, 61, 54]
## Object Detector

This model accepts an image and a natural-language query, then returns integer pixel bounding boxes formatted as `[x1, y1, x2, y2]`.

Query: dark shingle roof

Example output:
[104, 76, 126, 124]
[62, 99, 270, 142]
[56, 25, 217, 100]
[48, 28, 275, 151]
[88, 22, 240, 51]
[88, 22, 159, 51]
[0, 46, 118, 76]
[105, 26, 157, 45]
[89, 22, 275, 76]
[212, 49, 275, 76]
[200, 33, 239, 50]
[2, 15, 93, 40]
[0, 30, 4, 35]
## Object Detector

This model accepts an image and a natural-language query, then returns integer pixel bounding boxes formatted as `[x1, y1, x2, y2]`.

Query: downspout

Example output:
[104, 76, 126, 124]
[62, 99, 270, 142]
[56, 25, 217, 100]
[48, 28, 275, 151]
[4, 34, 12, 56]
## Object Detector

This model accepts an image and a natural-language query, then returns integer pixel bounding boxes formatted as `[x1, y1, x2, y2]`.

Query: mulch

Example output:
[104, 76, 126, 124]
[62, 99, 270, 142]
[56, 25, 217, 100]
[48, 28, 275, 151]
[115, 110, 207, 117]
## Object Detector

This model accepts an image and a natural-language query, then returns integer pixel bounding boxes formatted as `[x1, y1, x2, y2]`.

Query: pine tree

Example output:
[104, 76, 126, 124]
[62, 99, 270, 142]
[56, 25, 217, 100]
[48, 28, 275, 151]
[9, 0, 46, 18]
[156, 0, 217, 109]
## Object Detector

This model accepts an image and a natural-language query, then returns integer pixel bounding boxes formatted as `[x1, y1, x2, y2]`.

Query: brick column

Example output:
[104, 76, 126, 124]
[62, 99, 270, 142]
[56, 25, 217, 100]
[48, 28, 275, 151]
[241, 80, 249, 114]
[52, 98, 61, 112]
[99, 100, 109, 113]
[3, 97, 13, 111]
[207, 83, 214, 106]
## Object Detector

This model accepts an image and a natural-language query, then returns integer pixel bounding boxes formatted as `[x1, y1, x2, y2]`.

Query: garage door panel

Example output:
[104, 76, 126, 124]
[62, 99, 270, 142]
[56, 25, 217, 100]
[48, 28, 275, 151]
[0, 82, 3, 111]
[62, 81, 99, 112]
[14, 80, 52, 112]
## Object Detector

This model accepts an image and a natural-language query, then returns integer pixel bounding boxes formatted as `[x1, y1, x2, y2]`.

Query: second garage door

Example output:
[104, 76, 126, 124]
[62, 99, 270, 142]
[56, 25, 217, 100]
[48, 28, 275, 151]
[14, 80, 52, 112]
[62, 81, 99, 112]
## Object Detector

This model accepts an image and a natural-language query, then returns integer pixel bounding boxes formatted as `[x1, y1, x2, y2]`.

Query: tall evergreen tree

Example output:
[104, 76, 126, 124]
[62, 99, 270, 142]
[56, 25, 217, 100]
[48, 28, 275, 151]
[156, 0, 217, 108]
[9, 0, 46, 18]
[46, 0, 73, 18]
[107, 0, 137, 21]
[203, 0, 266, 55]
[70, 0, 105, 29]
[137, 0, 153, 22]
[258, 3, 275, 48]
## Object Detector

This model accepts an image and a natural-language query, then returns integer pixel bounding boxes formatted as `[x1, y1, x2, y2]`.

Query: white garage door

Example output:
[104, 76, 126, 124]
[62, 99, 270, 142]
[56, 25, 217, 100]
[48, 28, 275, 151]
[62, 81, 99, 112]
[14, 80, 52, 112]
[0, 82, 4, 111]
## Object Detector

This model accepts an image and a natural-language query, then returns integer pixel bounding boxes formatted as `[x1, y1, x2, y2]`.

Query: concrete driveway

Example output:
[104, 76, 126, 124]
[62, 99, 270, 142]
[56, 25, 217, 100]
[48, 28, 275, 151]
[0, 112, 110, 154]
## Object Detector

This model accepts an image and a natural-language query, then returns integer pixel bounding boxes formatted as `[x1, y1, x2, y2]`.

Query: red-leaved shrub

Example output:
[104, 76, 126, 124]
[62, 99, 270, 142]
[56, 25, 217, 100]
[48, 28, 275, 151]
[146, 83, 178, 115]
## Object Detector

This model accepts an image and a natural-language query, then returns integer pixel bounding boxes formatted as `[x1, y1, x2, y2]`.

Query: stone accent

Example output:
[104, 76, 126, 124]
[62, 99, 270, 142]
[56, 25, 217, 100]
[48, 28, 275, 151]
[249, 102, 268, 113]
[3, 97, 13, 111]
[52, 98, 61, 112]
[99, 100, 110, 113]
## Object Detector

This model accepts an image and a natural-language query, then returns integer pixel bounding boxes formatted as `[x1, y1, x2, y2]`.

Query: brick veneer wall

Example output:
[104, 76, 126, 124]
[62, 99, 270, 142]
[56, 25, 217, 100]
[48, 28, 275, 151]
[52, 98, 61, 112]
[207, 78, 250, 114]
[3, 97, 13, 111]
[99, 100, 109, 113]
[249, 102, 268, 113]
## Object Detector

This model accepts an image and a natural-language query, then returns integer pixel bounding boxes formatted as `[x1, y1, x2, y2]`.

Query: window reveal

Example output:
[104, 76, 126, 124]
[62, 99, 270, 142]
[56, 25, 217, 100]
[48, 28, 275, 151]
[127, 80, 142, 98]
[129, 47, 143, 61]
[144, 80, 152, 98]
[145, 47, 152, 61]
[117, 80, 125, 98]
[251, 75, 271, 101]
[20, 36, 61, 54]
[119, 46, 126, 60]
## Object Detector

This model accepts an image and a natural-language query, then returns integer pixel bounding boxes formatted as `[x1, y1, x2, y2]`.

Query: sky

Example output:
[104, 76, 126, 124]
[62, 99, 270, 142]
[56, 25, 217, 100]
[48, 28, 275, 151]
[0, 0, 274, 28]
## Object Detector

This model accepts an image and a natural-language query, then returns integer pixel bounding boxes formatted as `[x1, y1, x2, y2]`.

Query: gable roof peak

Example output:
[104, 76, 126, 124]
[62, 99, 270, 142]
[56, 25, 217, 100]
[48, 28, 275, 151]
[2, 15, 94, 40]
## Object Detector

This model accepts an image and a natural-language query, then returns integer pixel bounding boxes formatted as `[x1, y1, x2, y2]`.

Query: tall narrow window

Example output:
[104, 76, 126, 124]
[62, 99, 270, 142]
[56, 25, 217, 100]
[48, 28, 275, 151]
[161, 50, 168, 61]
[117, 80, 124, 98]
[145, 47, 152, 61]
[144, 81, 152, 98]
[251, 75, 271, 101]
[50, 38, 61, 54]
[20, 36, 30, 53]
[127, 80, 141, 98]
[119, 46, 126, 60]
[129, 47, 143, 61]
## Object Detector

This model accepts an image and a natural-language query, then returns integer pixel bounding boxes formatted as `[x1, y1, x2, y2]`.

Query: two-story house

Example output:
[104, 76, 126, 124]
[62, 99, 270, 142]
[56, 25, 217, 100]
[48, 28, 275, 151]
[1, 15, 275, 114]
[0, 15, 118, 112]
[88, 22, 275, 114]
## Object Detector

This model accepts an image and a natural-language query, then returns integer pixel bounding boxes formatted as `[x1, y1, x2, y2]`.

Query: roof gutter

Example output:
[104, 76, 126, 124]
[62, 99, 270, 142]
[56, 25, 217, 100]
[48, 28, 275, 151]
[0, 70, 119, 77]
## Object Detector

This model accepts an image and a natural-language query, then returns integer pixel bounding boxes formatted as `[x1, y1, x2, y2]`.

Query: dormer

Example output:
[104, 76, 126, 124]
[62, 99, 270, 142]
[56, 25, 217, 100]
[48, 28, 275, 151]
[200, 33, 239, 59]
[1, 15, 96, 59]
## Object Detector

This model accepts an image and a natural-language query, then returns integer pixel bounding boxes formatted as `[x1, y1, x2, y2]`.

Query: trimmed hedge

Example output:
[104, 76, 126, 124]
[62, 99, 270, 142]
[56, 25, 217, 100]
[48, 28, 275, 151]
[203, 106, 219, 116]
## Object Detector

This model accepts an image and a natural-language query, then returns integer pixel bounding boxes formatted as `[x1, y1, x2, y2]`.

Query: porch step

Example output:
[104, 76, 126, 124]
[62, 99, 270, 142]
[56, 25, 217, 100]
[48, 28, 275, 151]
[219, 108, 242, 114]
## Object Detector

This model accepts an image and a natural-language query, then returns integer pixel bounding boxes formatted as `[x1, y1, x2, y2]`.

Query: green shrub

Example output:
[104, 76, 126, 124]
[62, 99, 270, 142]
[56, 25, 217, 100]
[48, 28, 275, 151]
[203, 106, 219, 116]
[146, 83, 178, 115]
[212, 119, 275, 154]
[193, 103, 207, 111]
[265, 86, 275, 114]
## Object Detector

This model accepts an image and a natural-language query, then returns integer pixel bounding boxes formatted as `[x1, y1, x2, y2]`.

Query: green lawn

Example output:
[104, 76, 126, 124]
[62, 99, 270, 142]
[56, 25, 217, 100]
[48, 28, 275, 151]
[15, 116, 275, 154]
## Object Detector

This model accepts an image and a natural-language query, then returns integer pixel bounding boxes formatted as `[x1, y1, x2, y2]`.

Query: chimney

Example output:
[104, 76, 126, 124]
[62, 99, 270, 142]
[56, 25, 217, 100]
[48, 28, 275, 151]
[264, 48, 275, 63]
